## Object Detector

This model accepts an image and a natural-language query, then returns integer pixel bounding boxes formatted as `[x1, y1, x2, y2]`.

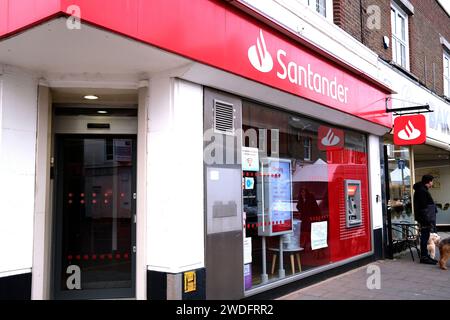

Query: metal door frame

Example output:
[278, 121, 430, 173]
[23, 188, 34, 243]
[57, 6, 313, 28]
[52, 134, 137, 300]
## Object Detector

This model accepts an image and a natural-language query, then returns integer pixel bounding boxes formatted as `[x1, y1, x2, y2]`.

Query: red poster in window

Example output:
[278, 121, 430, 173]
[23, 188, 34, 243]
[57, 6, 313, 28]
[318, 126, 344, 150]
[393, 115, 426, 146]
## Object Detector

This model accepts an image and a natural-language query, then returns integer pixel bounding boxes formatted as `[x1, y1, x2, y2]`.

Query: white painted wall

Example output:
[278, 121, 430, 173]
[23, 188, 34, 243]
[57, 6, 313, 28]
[31, 85, 52, 300]
[0, 66, 38, 276]
[146, 77, 204, 273]
[136, 84, 148, 300]
[368, 135, 383, 229]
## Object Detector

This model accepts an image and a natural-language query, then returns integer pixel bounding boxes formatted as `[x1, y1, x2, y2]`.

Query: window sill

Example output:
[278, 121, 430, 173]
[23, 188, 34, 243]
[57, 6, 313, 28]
[388, 61, 419, 82]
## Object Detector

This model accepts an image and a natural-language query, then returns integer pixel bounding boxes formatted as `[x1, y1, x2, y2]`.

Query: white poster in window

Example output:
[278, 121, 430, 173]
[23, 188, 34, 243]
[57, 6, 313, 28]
[242, 147, 259, 171]
[311, 221, 328, 250]
[244, 237, 252, 264]
[113, 139, 132, 162]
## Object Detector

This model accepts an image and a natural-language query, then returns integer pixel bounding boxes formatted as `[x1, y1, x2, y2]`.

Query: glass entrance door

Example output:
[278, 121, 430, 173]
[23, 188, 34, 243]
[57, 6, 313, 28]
[53, 135, 136, 299]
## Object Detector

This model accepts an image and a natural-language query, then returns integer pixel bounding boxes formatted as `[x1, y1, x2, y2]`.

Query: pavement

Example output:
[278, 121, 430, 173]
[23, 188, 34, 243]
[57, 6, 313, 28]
[279, 232, 450, 300]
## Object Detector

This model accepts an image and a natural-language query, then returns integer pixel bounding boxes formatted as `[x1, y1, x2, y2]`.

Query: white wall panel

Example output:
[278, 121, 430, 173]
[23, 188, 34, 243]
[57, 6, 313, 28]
[0, 70, 38, 275]
[146, 77, 204, 273]
[368, 135, 383, 230]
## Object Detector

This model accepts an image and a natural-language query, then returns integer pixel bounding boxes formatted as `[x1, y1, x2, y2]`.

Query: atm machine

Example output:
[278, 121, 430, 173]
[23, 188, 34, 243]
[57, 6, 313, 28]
[345, 180, 362, 227]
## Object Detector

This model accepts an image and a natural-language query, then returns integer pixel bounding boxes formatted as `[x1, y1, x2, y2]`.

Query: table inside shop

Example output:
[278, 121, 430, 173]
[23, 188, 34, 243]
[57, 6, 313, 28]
[268, 247, 304, 274]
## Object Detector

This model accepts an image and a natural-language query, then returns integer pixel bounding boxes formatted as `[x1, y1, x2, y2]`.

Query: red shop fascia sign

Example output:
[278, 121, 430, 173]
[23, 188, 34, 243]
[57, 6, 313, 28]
[1, 0, 392, 127]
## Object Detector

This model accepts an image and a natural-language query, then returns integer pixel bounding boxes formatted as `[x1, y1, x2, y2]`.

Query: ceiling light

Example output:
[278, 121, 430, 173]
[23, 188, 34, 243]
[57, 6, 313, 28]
[84, 95, 99, 100]
[97, 110, 108, 114]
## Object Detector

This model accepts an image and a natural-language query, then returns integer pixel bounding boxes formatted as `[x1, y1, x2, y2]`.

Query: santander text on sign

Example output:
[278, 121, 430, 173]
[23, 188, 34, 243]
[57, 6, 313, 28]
[277, 49, 349, 104]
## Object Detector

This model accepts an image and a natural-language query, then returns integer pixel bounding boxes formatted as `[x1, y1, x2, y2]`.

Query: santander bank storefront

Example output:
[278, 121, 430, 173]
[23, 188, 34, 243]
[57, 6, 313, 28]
[0, 0, 393, 300]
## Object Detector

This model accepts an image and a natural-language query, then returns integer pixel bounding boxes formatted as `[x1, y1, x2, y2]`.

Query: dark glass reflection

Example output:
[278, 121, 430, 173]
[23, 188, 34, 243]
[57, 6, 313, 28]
[60, 137, 133, 291]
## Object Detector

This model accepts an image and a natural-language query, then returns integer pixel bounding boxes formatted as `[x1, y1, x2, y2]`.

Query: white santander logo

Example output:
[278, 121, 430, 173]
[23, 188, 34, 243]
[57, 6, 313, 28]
[321, 129, 340, 146]
[248, 30, 273, 72]
[247, 30, 350, 104]
[398, 120, 421, 140]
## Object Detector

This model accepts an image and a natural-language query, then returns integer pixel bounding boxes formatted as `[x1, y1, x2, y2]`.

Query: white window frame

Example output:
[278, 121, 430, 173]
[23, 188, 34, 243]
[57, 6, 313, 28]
[391, 2, 410, 70]
[444, 51, 450, 97]
[302, 0, 333, 21]
[303, 137, 312, 161]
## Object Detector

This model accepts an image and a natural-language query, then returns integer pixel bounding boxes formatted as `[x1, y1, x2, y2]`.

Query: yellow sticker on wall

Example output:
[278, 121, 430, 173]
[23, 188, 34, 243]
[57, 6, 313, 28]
[184, 271, 196, 293]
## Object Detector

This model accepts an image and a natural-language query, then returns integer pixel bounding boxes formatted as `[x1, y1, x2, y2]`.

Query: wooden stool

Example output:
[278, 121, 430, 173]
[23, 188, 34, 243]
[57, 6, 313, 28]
[269, 247, 303, 274]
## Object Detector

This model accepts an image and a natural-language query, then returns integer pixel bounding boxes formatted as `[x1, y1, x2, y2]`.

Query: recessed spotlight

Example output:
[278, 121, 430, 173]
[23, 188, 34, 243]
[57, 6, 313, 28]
[97, 110, 108, 114]
[84, 95, 99, 100]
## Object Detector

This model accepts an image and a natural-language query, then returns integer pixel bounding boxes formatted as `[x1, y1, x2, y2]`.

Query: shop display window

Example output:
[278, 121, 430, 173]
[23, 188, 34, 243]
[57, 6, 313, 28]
[386, 144, 413, 229]
[242, 101, 371, 290]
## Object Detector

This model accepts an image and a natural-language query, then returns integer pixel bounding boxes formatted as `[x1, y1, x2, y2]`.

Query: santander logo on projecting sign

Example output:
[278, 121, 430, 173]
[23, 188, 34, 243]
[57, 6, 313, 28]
[394, 114, 426, 146]
[248, 30, 350, 104]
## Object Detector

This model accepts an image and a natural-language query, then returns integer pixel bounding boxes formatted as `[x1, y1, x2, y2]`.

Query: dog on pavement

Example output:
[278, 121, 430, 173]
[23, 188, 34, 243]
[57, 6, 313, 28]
[427, 233, 441, 259]
[438, 237, 450, 270]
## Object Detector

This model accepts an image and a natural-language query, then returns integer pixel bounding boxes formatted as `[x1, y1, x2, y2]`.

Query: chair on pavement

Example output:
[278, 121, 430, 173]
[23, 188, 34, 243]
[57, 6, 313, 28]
[391, 222, 421, 261]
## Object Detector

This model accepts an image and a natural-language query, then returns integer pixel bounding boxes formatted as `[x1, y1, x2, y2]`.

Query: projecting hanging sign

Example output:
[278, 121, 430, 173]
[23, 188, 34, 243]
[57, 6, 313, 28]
[393, 114, 427, 146]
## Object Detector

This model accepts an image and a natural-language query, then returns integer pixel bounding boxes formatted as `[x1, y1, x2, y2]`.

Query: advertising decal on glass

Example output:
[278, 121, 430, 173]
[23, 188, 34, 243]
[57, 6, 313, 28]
[242, 146, 260, 171]
[257, 158, 293, 236]
[318, 126, 344, 150]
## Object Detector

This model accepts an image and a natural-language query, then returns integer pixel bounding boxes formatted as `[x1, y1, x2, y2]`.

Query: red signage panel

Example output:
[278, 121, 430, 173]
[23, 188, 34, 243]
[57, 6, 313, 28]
[2, 0, 391, 127]
[393, 114, 426, 146]
[0, 0, 60, 37]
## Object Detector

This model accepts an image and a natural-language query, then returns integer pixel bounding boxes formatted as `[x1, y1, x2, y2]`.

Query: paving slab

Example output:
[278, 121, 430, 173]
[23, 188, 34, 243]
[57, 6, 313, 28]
[279, 232, 450, 300]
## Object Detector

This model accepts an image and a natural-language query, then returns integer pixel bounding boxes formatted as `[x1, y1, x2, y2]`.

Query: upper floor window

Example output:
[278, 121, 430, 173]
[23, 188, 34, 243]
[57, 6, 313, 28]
[391, 3, 409, 70]
[308, 0, 326, 16]
[444, 52, 450, 97]
[301, 0, 332, 20]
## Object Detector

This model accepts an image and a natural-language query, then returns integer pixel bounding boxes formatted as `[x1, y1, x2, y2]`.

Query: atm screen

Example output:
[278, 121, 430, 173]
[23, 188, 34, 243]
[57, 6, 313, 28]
[347, 185, 358, 197]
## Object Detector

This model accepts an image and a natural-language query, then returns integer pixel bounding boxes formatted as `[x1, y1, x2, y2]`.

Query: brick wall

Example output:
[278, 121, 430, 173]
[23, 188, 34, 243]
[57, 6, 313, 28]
[334, 0, 450, 96]
[334, 0, 392, 61]
[361, 0, 392, 62]
[409, 0, 450, 95]
[333, 0, 363, 42]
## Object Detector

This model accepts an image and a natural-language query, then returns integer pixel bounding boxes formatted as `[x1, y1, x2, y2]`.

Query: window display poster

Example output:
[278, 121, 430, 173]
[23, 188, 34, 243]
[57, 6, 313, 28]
[244, 237, 252, 264]
[311, 221, 328, 250]
[244, 177, 255, 190]
[244, 263, 252, 290]
[269, 159, 293, 233]
[113, 139, 132, 162]
[242, 147, 259, 171]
